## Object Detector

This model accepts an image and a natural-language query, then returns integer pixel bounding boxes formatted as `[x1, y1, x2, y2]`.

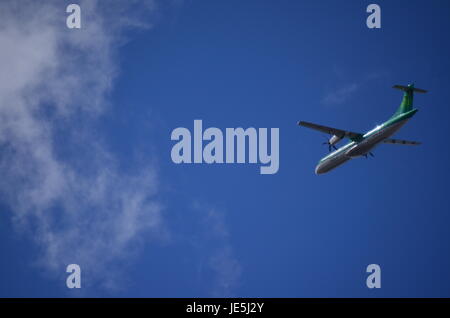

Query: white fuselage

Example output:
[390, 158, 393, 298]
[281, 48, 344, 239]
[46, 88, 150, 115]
[315, 118, 409, 174]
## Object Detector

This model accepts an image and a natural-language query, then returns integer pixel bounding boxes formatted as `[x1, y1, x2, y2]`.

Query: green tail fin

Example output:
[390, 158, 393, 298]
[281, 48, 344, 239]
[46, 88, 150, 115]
[392, 84, 427, 117]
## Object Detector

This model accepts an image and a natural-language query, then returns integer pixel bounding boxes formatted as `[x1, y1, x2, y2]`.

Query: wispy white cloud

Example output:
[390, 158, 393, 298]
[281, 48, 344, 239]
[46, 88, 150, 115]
[209, 245, 242, 297]
[0, 0, 165, 289]
[193, 203, 242, 297]
[322, 83, 360, 105]
[321, 70, 388, 106]
[0, 0, 237, 295]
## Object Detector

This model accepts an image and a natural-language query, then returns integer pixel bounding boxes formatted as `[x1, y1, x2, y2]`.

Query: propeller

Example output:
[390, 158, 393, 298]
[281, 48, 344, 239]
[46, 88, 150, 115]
[322, 139, 337, 152]
[321, 134, 344, 152]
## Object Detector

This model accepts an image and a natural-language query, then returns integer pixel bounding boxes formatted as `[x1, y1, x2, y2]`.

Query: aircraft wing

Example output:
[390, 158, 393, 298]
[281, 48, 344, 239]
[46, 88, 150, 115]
[383, 138, 421, 145]
[297, 121, 362, 139]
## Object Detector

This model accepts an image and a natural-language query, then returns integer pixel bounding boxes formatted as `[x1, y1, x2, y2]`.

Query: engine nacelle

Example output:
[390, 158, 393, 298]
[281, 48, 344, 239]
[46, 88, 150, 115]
[328, 134, 343, 146]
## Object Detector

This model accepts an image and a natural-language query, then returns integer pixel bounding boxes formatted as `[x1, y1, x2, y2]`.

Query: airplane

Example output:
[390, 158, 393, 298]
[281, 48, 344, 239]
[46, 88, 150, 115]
[298, 84, 426, 174]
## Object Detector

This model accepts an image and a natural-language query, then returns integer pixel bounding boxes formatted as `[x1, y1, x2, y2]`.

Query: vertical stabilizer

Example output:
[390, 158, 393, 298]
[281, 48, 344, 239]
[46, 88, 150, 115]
[392, 84, 427, 117]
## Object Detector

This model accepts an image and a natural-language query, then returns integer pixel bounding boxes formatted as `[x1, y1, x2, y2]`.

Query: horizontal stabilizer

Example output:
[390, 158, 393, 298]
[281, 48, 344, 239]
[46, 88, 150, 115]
[393, 85, 427, 93]
[383, 138, 421, 146]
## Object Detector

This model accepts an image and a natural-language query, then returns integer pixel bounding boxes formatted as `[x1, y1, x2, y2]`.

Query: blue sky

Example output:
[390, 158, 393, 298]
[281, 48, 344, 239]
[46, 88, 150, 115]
[1, 0, 450, 297]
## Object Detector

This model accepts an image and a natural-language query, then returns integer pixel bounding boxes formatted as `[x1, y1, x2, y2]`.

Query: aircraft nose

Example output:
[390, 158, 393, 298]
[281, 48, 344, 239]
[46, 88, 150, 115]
[315, 164, 325, 175]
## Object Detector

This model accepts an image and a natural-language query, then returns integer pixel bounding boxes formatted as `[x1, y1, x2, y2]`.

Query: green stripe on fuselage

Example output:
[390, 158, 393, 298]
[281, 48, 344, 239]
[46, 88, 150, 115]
[318, 109, 418, 163]
[383, 108, 418, 127]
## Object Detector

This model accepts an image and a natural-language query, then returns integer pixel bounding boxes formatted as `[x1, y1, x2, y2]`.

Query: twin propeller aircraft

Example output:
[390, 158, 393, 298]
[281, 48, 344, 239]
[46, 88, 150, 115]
[299, 84, 426, 174]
